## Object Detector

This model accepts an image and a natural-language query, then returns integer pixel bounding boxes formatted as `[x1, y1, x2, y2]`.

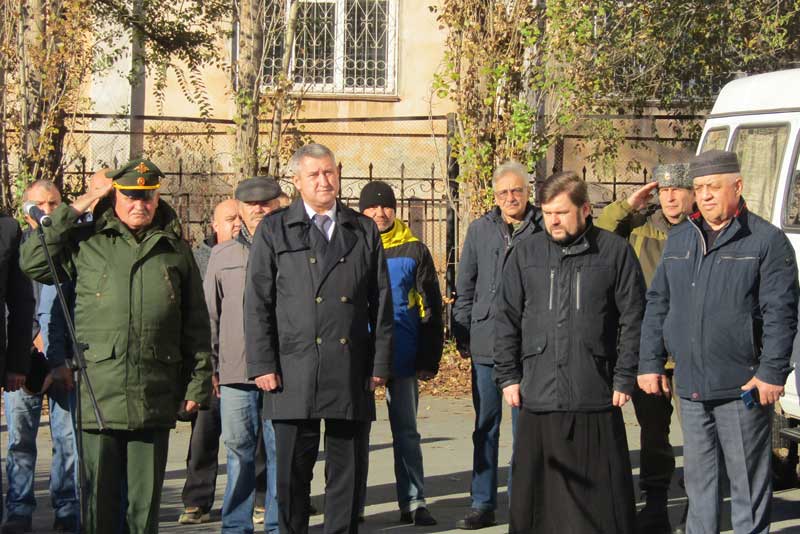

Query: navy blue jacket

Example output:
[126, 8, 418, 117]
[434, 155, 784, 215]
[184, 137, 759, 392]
[639, 202, 799, 401]
[452, 205, 541, 364]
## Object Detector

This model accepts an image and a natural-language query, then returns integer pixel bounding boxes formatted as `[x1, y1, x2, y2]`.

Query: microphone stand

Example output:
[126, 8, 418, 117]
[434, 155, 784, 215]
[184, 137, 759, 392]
[34, 220, 105, 534]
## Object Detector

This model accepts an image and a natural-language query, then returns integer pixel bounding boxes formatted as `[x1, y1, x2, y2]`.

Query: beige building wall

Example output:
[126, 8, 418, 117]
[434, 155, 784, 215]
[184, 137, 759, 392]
[144, 0, 455, 121]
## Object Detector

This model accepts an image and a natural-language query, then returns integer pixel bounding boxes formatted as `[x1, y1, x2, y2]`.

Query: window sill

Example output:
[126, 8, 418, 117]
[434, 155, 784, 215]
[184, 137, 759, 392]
[297, 93, 401, 103]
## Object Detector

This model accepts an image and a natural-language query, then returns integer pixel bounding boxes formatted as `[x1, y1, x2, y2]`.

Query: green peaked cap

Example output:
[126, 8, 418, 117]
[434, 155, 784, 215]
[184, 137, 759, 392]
[108, 158, 163, 190]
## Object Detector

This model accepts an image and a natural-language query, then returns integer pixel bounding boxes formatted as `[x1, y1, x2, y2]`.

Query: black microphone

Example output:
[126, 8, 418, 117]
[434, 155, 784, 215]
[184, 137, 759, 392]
[22, 201, 52, 227]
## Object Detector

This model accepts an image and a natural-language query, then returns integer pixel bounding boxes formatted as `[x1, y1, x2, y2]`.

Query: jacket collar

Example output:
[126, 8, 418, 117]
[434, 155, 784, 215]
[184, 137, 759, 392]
[488, 203, 540, 231]
[285, 197, 358, 228]
[650, 209, 684, 234]
[380, 218, 418, 250]
[547, 217, 594, 257]
[689, 198, 749, 251]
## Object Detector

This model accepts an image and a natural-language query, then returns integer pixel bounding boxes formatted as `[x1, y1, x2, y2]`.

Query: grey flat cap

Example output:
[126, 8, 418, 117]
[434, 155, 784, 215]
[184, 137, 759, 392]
[653, 163, 692, 189]
[688, 150, 740, 180]
[235, 176, 282, 202]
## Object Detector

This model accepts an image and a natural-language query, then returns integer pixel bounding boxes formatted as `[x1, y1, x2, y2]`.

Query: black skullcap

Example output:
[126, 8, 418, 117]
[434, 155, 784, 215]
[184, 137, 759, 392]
[652, 163, 692, 189]
[359, 181, 397, 212]
[235, 176, 282, 202]
[688, 150, 740, 180]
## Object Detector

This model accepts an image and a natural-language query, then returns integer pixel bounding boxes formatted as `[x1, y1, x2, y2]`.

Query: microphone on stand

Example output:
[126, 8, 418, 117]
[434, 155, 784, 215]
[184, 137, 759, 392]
[22, 202, 52, 227]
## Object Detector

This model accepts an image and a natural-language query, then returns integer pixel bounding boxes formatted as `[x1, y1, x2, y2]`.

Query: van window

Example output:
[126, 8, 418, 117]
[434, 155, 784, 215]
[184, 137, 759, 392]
[731, 125, 789, 220]
[700, 128, 729, 152]
[784, 146, 800, 228]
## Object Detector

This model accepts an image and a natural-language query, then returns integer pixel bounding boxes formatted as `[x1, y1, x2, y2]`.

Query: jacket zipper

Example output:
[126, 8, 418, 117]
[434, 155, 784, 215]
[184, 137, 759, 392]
[575, 268, 581, 311]
[548, 269, 555, 311]
[719, 255, 757, 261]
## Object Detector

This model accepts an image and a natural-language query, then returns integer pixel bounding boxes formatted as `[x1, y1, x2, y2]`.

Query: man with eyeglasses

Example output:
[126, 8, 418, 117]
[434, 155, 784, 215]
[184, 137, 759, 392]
[452, 161, 541, 529]
[20, 158, 212, 534]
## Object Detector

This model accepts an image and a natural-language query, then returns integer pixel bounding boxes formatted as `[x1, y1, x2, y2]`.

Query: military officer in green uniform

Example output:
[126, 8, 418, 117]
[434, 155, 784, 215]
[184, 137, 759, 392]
[20, 158, 212, 534]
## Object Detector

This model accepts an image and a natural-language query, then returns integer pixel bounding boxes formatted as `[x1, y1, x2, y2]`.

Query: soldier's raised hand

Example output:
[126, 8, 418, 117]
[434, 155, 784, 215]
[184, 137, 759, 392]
[626, 182, 659, 211]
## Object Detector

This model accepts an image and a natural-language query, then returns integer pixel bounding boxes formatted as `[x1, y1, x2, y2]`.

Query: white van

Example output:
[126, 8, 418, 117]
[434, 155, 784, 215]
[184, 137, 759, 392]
[698, 68, 800, 483]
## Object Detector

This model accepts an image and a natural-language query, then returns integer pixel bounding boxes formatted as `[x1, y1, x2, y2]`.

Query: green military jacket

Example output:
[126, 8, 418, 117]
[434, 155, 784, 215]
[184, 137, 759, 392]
[595, 199, 683, 287]
[20, 200, 212, 430]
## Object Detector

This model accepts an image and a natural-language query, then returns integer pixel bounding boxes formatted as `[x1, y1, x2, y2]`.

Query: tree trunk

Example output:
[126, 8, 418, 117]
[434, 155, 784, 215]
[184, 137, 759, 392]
[234, 0, 264, 182]
[18, 0, 45, 179]
[17, 0, 67, 185]
[0, 63, 10, 211]
[265, 0, 299, 177]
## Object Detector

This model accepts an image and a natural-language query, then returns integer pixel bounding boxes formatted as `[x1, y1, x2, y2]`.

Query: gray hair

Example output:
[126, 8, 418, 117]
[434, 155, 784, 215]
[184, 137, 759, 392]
[492, 161, 530, 188]
[22, 179, 61, 202]
[288, 143, 337, 175]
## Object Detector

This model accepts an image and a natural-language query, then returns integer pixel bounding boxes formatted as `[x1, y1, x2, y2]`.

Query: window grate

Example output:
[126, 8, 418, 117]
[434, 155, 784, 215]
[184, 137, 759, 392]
[260, 0, 397, 95]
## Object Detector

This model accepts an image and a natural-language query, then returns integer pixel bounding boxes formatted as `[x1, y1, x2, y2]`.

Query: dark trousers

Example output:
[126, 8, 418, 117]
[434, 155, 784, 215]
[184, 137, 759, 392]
[82, 429, 170, 534]
[273, 419, 364, 534]
[181, 392, 221, 510]
[510, 409, 636, 534]
[631, 386, 675, 492]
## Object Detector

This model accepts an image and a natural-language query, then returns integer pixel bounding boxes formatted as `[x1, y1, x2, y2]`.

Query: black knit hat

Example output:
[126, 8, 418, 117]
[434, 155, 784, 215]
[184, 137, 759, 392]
[359, 181, 396, 212]
[688, 150, 740, 179]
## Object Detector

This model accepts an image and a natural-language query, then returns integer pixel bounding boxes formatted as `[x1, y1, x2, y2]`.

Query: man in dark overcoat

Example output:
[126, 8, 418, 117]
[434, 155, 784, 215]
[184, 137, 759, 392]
[245, 143, 393, 534]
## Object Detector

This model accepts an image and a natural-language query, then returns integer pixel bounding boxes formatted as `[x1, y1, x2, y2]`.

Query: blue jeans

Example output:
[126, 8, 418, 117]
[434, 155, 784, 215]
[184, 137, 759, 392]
[4, 385, 78, 522]
[387, 376, 427, 512]
[680, 398, 771, 534]
[470, 362, 517, 512]
[220, 385, 278, 534]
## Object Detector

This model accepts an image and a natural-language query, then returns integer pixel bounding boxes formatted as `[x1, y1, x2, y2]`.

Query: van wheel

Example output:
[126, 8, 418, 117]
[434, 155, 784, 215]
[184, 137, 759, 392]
[772, 407, 799, 489]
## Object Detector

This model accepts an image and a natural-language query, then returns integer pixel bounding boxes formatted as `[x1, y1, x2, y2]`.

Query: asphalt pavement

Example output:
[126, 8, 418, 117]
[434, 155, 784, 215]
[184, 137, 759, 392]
[13, 397, 800, 533]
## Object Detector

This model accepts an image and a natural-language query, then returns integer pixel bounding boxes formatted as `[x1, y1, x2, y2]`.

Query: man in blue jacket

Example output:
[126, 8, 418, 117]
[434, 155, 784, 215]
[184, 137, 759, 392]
[639, 150, 799, 534]
[358, 181, 443, 526]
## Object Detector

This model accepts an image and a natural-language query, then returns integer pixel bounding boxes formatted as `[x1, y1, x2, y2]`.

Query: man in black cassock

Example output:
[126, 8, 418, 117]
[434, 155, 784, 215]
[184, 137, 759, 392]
[494, 171, 645, 534]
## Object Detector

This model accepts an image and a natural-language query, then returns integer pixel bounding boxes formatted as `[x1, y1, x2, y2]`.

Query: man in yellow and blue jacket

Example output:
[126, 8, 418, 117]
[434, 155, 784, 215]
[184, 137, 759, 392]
[357, 181, 443, 526]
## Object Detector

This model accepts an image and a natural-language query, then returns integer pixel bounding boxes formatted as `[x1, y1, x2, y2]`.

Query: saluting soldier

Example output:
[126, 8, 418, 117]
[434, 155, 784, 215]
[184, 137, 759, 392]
[20, 158, 212, 534]
[246, 143, 393, 534]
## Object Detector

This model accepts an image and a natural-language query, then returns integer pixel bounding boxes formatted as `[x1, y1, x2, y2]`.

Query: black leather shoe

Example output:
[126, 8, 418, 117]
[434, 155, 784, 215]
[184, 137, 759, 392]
[412, 508, 437, 526]
[455, 509, 495, 530]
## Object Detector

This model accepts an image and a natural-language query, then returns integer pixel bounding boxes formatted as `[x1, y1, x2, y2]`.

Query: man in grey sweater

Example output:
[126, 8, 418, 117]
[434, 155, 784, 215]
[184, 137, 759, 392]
[206, 177, 282, 533]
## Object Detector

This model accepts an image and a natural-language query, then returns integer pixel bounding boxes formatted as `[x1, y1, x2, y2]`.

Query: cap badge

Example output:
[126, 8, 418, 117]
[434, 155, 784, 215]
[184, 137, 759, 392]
[137, 176, 146, 186]
[134, 162, 149, 174]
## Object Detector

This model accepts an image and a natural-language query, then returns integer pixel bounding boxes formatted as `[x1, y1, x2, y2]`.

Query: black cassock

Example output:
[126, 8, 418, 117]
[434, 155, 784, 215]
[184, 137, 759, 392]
[510, 408, 636, 534]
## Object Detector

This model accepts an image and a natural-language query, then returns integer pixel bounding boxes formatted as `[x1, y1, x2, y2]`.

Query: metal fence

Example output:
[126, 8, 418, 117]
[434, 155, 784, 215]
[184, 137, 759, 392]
[60, 114, 460, 296]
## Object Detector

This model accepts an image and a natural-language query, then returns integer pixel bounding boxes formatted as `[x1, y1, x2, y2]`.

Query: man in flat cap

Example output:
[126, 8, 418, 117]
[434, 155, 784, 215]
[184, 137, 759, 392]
[246, 143, 393, 534]
[639, 149, 799, 534]
[208, 176, 282, 533]
[20, 157, 212, 534]
[596, 163, 694, 533]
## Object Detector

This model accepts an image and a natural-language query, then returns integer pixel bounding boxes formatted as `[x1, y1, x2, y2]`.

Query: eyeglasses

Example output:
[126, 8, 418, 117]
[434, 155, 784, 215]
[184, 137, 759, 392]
[495, 187, 526, 200]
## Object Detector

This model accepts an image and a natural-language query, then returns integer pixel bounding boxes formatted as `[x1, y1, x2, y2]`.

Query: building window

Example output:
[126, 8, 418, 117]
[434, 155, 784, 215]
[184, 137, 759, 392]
[263, 0, 397, 95]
